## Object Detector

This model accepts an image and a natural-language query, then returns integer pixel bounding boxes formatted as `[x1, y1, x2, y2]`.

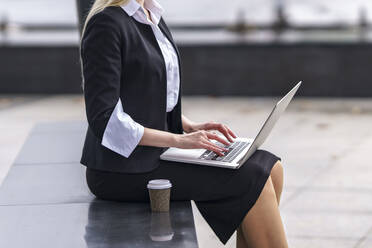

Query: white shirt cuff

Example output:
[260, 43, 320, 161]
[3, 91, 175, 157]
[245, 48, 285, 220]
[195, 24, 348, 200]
[101, 98, 144, 158]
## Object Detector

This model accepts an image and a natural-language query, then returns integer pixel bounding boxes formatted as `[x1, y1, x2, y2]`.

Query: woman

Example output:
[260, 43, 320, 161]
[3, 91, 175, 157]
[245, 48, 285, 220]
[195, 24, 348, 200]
[80, 0, 288, 247]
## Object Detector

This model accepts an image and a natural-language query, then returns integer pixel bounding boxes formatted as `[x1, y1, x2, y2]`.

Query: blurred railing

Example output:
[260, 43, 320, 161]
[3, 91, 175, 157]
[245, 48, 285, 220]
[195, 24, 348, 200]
[0, 0, 371, 45]
[0, 0, 372, 95]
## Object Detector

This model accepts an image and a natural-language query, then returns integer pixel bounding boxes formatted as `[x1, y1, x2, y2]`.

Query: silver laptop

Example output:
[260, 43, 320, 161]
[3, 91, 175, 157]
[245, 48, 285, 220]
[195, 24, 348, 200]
[160, 81, 302, 169]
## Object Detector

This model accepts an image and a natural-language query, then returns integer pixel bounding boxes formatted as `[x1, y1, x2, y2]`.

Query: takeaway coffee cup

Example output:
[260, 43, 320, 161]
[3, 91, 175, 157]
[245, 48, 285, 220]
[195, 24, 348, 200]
[147, 179, 172, 212]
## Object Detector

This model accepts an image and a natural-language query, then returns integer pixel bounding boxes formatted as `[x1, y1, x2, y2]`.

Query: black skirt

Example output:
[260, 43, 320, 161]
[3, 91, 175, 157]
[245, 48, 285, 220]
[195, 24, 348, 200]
[85, 149, 280, 244]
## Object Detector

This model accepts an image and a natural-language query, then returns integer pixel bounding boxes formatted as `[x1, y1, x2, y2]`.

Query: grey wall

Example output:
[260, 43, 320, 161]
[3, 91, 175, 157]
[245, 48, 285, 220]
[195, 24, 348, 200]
[0, 46, 82, 94]
[180, 43, 372, 96]
[0, 43, 371, 96]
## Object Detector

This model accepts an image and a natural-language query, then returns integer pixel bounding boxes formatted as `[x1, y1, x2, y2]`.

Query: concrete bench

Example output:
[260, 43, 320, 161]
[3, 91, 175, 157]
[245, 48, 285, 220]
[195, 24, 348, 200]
[0, 121, 198, 248]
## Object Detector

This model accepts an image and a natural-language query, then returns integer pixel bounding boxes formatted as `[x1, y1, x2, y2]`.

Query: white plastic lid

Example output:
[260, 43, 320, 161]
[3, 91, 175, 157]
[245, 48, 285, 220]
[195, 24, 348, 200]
[147, 179, 172, 190]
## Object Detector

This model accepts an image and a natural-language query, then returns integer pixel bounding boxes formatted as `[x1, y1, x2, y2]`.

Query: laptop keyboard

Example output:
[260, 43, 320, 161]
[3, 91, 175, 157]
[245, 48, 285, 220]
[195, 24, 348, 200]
[198, 141, 250, 163]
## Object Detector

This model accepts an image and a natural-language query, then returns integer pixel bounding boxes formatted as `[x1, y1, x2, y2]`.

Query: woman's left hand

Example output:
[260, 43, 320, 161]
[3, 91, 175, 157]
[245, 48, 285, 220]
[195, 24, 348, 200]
[187, 121, 238, 143]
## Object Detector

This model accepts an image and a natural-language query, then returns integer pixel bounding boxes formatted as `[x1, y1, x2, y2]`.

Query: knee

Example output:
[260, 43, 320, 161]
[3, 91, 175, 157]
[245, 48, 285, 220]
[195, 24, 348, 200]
[261, 176, 277, 199]
[270, 160, 283, 181]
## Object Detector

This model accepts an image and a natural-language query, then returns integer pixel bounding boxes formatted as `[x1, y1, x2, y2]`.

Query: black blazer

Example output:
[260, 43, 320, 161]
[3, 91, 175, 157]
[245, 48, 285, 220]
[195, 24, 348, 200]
[80, 6, 183, 173]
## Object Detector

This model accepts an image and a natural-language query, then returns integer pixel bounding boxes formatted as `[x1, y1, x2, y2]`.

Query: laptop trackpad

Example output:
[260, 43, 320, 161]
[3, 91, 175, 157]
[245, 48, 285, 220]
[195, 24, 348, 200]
[161, 147, 204, 160]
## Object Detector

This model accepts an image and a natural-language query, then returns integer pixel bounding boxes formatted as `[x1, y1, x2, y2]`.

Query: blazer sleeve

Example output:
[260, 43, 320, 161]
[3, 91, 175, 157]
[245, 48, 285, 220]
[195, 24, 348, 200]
[81, 12, 144, 158]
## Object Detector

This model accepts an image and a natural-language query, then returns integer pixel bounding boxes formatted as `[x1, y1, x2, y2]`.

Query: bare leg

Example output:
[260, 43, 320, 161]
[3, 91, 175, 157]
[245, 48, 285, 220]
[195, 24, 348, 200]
[236, 161, 285, 248]
[237, 224, 248, 248]
[241, 176, 288, 248]
[270, 161, 284, 205]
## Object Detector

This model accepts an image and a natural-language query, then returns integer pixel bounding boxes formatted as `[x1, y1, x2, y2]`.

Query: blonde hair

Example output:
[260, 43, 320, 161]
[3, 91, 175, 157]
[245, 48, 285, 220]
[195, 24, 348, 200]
[80, 0, 129, 89]
[82, 0, 130, 36]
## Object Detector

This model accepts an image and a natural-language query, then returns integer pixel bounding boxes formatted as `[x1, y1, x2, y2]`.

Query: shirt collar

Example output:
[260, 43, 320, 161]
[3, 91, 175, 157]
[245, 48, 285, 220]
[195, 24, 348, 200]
[121, 0, 164, 25]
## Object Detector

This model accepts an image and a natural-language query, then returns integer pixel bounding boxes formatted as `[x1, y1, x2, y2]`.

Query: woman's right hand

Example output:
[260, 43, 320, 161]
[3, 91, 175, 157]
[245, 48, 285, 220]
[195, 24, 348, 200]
[174, 131, 230, 156]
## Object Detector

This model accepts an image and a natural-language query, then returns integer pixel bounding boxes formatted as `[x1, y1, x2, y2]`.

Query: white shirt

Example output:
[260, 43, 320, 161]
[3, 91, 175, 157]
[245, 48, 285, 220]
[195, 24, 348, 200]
[101, 0, 180, 158]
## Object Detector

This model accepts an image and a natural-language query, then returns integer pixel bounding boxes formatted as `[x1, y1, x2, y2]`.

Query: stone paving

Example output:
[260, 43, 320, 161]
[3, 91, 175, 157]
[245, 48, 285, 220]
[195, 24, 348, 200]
[0, 95, 371, 248]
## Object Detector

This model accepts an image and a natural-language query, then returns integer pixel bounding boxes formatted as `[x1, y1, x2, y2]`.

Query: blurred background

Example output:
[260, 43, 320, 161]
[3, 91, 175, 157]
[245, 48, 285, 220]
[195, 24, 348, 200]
[0, 0, 371, 248]
[1, 0, 372, 95]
